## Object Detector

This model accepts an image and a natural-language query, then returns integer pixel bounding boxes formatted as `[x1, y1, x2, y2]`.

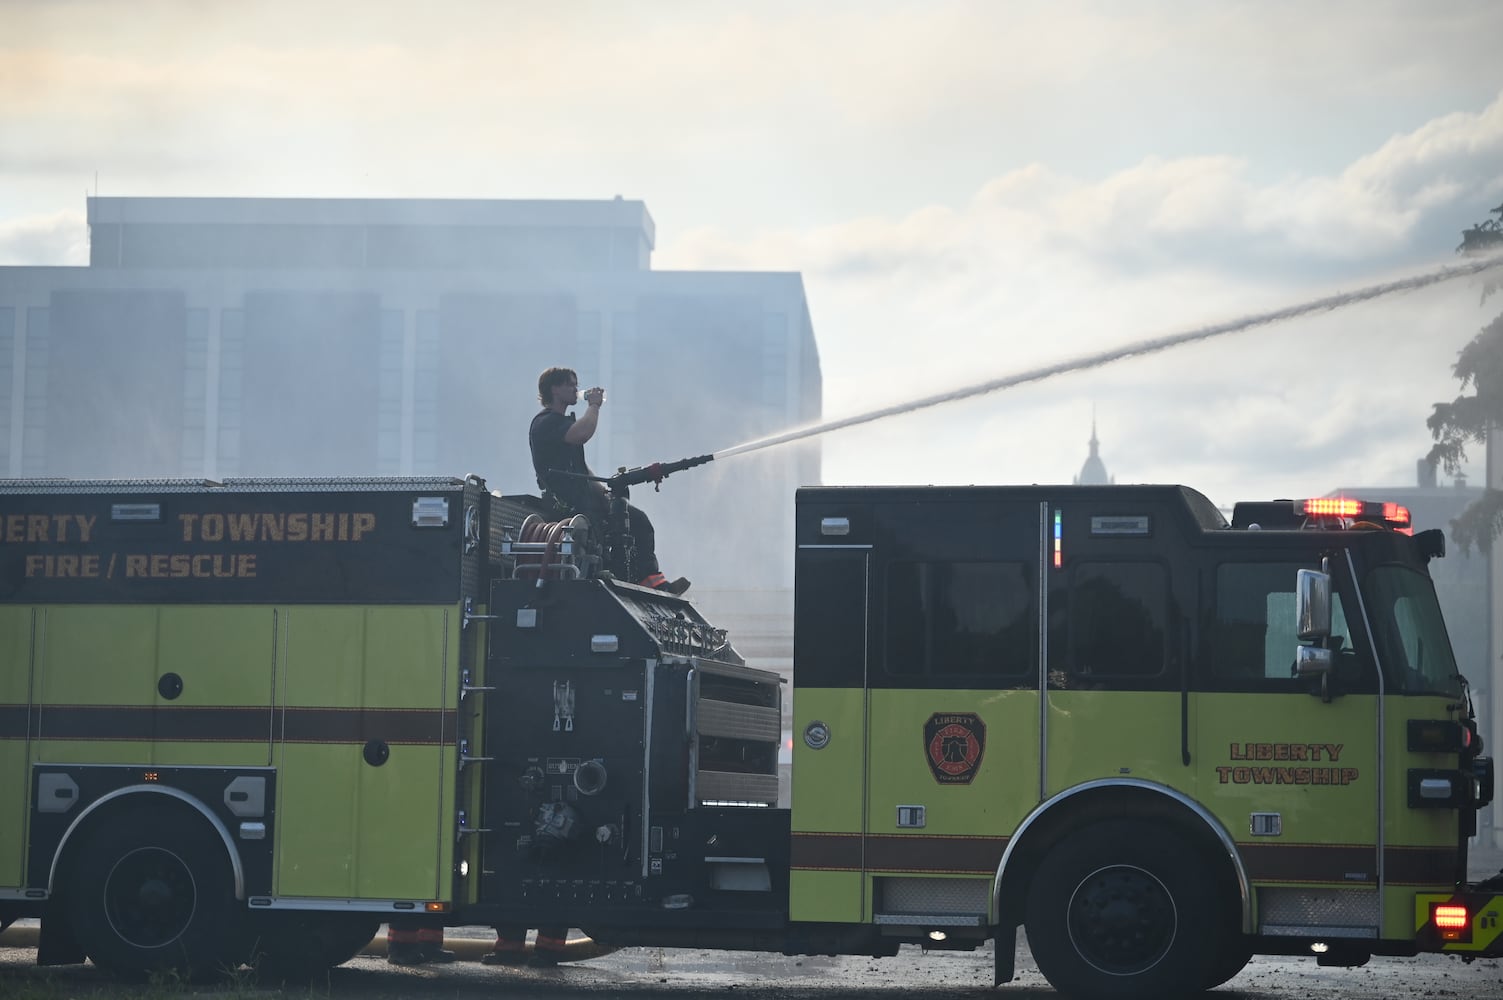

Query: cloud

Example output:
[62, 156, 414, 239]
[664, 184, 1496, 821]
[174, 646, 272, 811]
[4, 2, 1501, 206]
[3, 2, 1499, 506]
[660, 94, 1502, 504]
[0, 210, 87, 265]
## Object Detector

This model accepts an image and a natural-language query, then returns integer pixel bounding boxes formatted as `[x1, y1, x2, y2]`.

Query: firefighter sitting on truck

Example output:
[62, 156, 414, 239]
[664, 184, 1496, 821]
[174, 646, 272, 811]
[529, 366, 689, 595]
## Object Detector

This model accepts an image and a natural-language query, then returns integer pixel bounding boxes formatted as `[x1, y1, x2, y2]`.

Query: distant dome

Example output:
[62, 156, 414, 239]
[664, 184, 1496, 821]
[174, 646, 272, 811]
[1074, 417, 1114, 485]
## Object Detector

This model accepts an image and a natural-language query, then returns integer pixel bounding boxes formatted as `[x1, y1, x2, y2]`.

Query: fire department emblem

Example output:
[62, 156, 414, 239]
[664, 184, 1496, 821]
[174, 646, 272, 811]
[924, 713, 986, 785]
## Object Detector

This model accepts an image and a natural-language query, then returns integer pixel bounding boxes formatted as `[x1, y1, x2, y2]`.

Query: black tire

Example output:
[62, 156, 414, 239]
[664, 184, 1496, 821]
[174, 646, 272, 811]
[64, 803, 246, 980]
[249, 913, 379, 983]
[1024, 820, 1220, 1000]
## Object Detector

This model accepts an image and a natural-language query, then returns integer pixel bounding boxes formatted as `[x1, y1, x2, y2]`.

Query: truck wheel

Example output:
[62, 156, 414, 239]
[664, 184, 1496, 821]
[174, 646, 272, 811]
[64, 805, 245, 979]
[1024, 820, 1218, 1000]
[250, 913, 380, 982]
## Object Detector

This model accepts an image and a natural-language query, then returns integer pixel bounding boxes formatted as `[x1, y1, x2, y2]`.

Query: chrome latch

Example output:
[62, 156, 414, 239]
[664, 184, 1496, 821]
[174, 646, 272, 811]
[462, 596, 499, 631]
[459, 666, 496, 701]
[458, 738, 494, 771]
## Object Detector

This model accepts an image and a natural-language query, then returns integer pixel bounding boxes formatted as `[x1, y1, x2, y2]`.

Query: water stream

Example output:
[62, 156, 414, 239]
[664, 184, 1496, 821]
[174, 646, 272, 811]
[713, 254, 1503, 461]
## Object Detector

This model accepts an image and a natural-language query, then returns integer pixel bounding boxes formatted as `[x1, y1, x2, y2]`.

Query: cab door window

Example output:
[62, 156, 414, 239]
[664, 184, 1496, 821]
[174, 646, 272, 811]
[1047, 561, 1171, 689]
[884, 560, 1033, 683]
[1204, 562, 1372, 692]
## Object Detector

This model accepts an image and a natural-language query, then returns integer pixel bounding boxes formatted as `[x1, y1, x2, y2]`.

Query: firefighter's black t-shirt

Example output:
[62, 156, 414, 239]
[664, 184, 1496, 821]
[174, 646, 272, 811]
[529, 409, 594, 501]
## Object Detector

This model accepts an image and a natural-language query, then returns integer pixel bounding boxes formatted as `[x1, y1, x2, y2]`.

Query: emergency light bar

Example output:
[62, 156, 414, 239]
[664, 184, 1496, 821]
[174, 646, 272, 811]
[1230, 498, 1413, 533]
[1301, 497, 1411, 532]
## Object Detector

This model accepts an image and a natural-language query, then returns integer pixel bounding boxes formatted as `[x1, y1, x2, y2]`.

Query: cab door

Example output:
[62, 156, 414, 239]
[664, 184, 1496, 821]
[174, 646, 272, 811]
[1194, 553, 1382, 929]
[1041, 497, 1191, 795]
[788, 518, 873, 924]
[860, 496, 1043, 922]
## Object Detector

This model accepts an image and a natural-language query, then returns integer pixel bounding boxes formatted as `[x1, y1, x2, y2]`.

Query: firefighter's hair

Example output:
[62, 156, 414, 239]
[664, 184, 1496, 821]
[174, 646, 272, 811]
[538, 367, 578, 404]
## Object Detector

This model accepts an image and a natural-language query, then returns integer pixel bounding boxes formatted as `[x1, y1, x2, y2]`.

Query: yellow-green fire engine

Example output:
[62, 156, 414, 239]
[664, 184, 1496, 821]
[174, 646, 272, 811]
[0, 471, 1497, 998]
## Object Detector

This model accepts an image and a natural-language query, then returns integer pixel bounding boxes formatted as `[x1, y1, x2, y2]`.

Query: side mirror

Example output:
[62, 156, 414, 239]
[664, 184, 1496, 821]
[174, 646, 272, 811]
[1296, 568, 1331, 641]
[1295, 645, 1333, 678]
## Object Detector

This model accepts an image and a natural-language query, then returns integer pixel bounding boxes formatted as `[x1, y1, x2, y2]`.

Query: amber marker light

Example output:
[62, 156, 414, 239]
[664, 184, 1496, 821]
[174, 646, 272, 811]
[1303, 497, 1362, 517]
[143, 771, 159, 782]
[425, 901, 450, 913]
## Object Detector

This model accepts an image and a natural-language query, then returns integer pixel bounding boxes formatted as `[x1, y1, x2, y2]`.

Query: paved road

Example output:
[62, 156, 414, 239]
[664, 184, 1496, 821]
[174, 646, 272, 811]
[3, 936, 1502, 999]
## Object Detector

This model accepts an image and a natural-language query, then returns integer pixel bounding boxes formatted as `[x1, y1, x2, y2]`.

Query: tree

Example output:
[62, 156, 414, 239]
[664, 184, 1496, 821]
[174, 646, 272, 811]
[1427, 203, 1503, 552]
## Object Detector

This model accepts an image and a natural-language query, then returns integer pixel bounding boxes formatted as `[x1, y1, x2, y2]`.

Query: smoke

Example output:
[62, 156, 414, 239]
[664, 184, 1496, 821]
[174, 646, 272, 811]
[714, 252, 1503, 461]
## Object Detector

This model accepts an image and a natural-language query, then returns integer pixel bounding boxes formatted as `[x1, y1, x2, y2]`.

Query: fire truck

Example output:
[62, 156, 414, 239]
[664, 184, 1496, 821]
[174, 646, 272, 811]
[0, 469, 1497, 998]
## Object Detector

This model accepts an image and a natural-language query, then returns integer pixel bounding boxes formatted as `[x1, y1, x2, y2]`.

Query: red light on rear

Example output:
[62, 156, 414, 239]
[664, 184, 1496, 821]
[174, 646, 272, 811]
[1383, 503, 1411, 525]
[1434, 904, 1469, 930]
[1304, 498, 1362, 517]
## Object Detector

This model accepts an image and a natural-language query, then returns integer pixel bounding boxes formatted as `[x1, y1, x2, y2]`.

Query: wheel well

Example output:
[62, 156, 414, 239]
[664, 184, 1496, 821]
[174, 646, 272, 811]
[49, 789, 244, 899]
[995, 785, 1244, 931]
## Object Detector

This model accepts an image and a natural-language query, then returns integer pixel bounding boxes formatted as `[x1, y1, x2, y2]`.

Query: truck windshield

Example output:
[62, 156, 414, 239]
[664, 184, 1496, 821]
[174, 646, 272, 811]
[1363, 565, 1461, 696]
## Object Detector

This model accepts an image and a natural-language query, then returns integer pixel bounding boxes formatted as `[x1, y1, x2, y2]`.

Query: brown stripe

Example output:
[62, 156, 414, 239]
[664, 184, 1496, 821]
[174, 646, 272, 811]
[791, 832, 1007, 874]
[21, 704, 455, 745]
[1239, 843, 1377, 884]
[864, 834, 1007, 874]
[1385, 846, 1462, 886]
[280, 707, 454, 745]
[791, 832, 863, 870]
[0, 705, 31, 740]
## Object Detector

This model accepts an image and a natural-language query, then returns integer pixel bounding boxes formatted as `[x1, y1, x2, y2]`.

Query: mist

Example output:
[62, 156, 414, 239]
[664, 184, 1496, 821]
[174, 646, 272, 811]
[4, 3, 1503, 594]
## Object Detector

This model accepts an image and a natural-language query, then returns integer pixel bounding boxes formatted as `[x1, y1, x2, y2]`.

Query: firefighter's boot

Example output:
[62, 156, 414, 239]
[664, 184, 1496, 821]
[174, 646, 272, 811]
[386, 924, 425, 966]
[529, 927, 570, 967]
[482, 925, 530, 966]
[416, 927, 456, 964]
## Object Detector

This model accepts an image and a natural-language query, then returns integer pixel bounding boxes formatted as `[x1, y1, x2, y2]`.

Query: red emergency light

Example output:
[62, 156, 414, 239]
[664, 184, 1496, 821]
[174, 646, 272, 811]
[1299, 498, 1413, 535]
[1433, 902, 1470, 942]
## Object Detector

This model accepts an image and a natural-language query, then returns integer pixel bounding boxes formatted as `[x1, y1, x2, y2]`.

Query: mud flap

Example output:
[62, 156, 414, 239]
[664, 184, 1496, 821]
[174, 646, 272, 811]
[993, 925, 1016, 985]
[37, 901, 85, 966]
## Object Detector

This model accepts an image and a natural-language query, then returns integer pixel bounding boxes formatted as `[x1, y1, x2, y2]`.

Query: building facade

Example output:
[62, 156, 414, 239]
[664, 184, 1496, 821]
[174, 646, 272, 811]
[0, 197, 822, 591]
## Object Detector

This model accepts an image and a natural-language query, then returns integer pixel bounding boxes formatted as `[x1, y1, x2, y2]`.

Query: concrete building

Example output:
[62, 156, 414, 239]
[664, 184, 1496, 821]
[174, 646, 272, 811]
[0, 196, 821, 593]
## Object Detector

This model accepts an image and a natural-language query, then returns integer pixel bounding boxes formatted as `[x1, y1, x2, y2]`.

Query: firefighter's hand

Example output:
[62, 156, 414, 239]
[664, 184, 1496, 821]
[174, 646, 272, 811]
[583, 387, 605, 407]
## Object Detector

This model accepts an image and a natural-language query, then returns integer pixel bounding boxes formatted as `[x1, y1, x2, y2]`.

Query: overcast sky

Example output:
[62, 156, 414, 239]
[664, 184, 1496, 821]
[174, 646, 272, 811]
[4, 0, 1503, 517]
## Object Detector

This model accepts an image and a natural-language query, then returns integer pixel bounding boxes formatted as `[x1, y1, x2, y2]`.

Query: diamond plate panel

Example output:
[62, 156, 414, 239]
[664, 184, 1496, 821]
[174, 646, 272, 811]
[1259, 887, 1380, 935]
[878, 876, 991, 916]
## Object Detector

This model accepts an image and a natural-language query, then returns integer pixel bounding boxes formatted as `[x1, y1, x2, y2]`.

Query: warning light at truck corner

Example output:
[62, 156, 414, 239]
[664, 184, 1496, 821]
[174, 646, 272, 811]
[924, 713, 986, 785]
[1433, 904, 1468, 930]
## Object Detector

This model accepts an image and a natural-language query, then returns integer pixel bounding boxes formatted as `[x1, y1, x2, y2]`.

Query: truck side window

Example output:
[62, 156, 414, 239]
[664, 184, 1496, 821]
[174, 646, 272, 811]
[1049, 561, 1169, 683]
[1207, 562, 1353, 688]
[884, 561, 1032, 678]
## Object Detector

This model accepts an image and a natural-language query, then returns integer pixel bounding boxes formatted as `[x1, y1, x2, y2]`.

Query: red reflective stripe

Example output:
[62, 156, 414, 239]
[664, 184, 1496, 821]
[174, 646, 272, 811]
[387, 927, 420, 944]
[639, 572, 667, 588]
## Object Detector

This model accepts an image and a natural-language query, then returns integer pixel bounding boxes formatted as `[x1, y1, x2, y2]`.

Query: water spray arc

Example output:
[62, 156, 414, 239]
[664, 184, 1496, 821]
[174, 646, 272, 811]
[711, 253, 1503, 462]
